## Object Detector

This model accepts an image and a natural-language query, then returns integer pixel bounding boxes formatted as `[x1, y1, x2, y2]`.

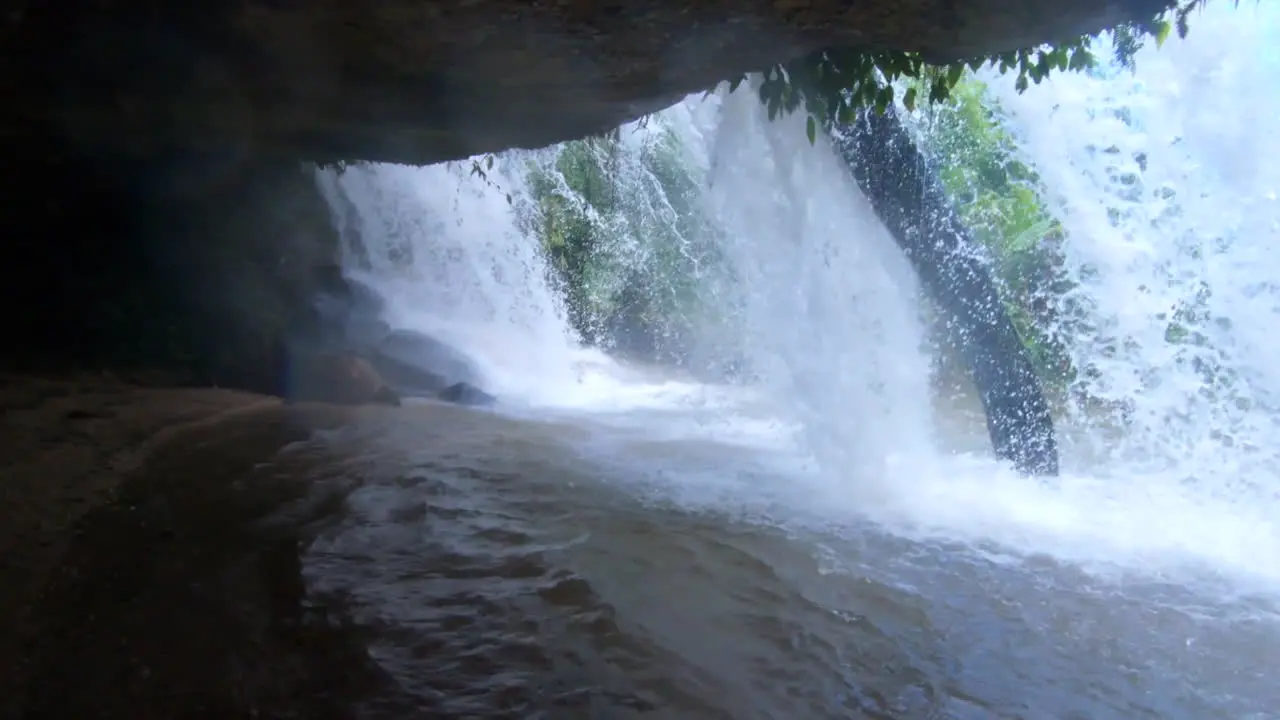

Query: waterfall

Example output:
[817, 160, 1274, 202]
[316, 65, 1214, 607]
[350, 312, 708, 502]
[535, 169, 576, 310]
[315, 4, 1280, 587]
[664, 89, 938, 485]
[315, 94, 936, 486]
[294, 16, 1280, 714]
[989, 4, 1280, 490]
[316, 160, 594, 405]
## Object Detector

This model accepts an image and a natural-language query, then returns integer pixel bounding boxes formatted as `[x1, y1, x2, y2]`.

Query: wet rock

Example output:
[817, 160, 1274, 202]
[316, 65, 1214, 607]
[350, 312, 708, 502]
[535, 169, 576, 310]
[437, 382, 496, 408]
[367, 330, 484, 397]
[311, 272, 392, 351]
[372, 384, 403, 407]
[285, 352, 401, 407]
[9, 0, 1169, 168]
[365, 352, 449, 397]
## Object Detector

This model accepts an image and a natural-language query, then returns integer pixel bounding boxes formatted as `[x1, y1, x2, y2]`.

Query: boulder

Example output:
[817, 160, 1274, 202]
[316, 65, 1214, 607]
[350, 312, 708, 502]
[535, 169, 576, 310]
[437, 382, 497, 408]
[284, 352, 401, 407]
[310, 273, 392, 351]
[366, 330, 485, 397]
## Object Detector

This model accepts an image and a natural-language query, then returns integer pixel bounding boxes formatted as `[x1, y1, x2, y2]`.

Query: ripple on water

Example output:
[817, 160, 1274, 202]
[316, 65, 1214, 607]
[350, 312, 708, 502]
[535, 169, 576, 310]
[281, 411, 1280, 719]
[297, 453, 734, 718]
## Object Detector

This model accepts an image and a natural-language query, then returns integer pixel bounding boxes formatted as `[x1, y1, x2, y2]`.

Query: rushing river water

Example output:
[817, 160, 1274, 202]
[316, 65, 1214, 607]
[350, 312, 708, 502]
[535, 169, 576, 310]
[286, 6, 1280, 718]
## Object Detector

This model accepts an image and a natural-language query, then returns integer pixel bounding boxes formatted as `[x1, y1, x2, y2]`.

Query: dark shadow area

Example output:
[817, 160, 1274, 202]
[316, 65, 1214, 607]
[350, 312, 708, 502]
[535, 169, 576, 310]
[16, 409, 417, 720]
[0, 129, 347, 394]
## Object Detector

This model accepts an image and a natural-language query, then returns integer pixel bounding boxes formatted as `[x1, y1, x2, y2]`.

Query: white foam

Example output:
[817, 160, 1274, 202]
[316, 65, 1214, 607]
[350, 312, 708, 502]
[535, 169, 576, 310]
[320, 4, 1280, 602]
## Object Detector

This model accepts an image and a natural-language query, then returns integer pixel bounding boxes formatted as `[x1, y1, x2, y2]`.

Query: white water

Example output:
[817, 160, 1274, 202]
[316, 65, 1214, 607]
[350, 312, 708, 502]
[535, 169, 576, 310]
[317, 162, 593, 405]
[992, 3, 1280, 475]
[979, 2, 1280, 585]
[314, 6, 1280, 712]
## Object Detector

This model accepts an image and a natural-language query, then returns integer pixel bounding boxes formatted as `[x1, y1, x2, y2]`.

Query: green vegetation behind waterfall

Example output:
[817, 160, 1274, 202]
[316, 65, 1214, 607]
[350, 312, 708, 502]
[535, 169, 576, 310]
[905, 77, 1077, 393]
[508, 0, 1212, 385]
[520, 127, 739, 370]
[516, 80, 1080, 390]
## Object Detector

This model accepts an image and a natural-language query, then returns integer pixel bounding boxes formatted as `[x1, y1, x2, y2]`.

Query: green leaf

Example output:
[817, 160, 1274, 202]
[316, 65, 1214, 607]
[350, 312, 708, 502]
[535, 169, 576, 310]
[1153, 19, 1172, 48]
[785, 86, 801, 113]
[903, 86, 918, 113]
[901, 54, 921, 78]
[806, 114, 817, 144]
[928, 78, 949, 104]
[1072, 47, 1095, 71]
[875, 85, 894, 114]
[1006, 217, 1058, 254]
[947, 63, 965, 87]
[1015, 73, 1029, 93]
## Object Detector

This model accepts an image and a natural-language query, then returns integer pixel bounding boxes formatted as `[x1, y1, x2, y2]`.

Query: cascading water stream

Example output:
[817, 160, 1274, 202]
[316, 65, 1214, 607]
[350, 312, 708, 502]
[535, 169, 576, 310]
[305, 7, 1280, 714]
[990, 2, 1280, 486]
[652, 87, 941, 487]
[316, 161, 592, 405]
[967, 2, 1280, 574]
[316, 5, 1280, 583]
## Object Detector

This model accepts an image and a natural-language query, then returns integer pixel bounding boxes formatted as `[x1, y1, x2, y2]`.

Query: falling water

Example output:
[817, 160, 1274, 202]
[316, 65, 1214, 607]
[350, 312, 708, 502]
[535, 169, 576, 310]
[663, 88, 939, 489]
[303, 7, 1280, 715]
[991, 2, 1280, 482]
[975, 2, 1280, 575]
[317, 160, 606, 405]
[314, 7, 1280, 580]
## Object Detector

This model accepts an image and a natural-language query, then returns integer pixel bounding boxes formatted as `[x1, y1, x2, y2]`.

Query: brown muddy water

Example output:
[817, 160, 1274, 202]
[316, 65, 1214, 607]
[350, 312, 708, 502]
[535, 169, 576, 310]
[18, 400, 1280, 719]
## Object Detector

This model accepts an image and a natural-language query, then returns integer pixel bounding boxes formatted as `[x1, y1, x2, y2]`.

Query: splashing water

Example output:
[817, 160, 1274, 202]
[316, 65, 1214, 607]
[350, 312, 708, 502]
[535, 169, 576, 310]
[991, 3, 1280, 477]
[299, 6, 1280, 715]
[317, 5, 1280, 591]
[972, 2, 1280, 580]
[318, 160, 609, 407]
